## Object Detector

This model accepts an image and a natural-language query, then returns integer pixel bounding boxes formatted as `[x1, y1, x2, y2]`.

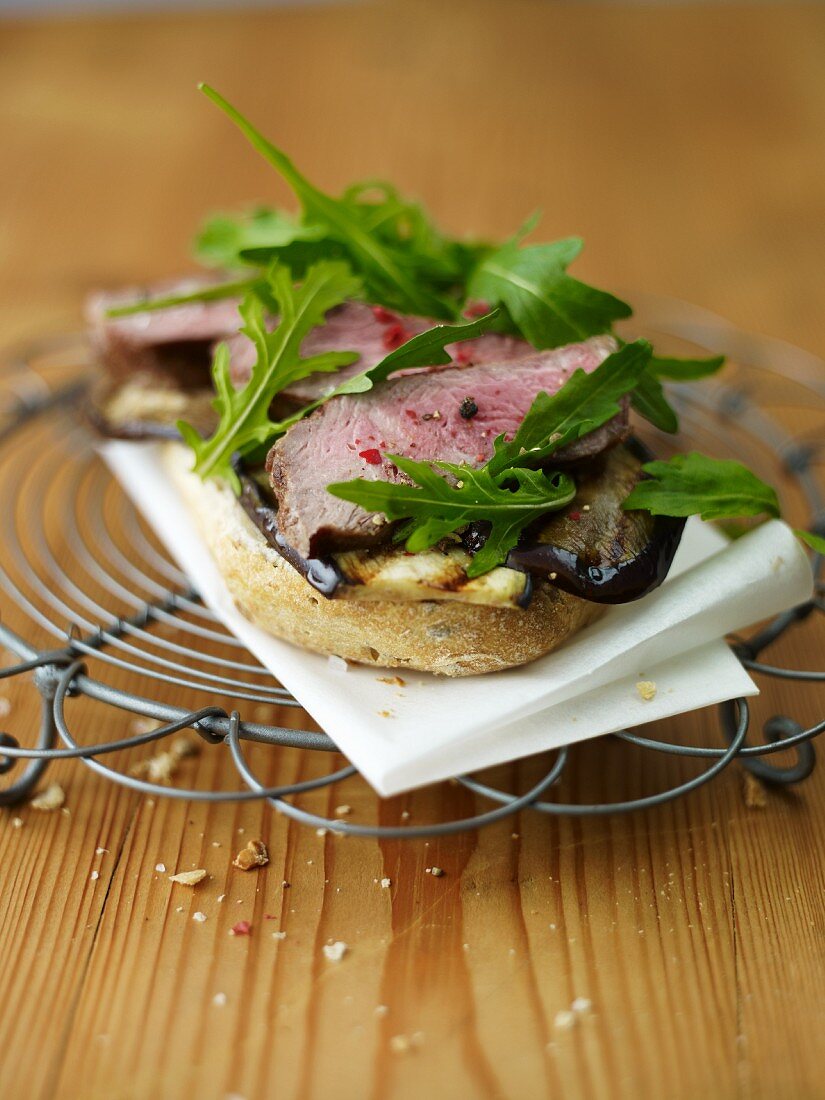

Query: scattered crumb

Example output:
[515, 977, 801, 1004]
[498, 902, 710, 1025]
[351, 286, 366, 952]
[554, 1010, 576, 1031]
[30, 784, 65, 811]
[323, 941, 348, 962]
[272, 930, 287, 940]
[327, 654, 349, 673]
[129, 735, 200, 783]
[211, 841, 221, 848]
[0, 696, 11, 718]
[217, 894, 226, 903]
[377, 675, 406, 687]
[511, 833, 520, 840]
[635, 680, 657, 702]
[400, 811, 410, 821]
[571, 997, 592, 1015]
[316, 827, 328, 837]
[549, 571, 557, 581]
[155, 863, 167, 874]
[389, 1032, 424, 1054]
[11, 817, 23, 829]
[169, 869, 207, 886]
[428, 867, 445, 878]
[233, 838, 269, 871]
[335, 805, 352, 817]
[377, 709, 395, 719]
[374, 1004, 389, 1018]
[742, 771, 768, 809]
[380, 877, 392, 889]
[176, 906, 184, 913]
[95, 847, 108, 855]
[129, 717, 162, 736]
[229, 920, 252, 936]
[212, 993, 227, 1007]
[90, 871, 100, 882]
[192, 911, 207, 923]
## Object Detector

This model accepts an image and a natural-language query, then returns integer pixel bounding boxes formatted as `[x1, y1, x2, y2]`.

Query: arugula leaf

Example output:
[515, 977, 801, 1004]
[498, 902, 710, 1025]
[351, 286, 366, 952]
[104, 276, 260, 319]
[195, 207, 327, 269]
[630, 370, 679, 433]
[650, 354, 725, 381]
[622, 453, 781, 520]
[199, 84, 455, 319]
[795, 529, 825, 555]
[328, 456, 576, 577]
[179, 260, 361, 488]
[468, 236, 632, 349]
[332, 309, 500, 394]
[487, 339, 653, 475]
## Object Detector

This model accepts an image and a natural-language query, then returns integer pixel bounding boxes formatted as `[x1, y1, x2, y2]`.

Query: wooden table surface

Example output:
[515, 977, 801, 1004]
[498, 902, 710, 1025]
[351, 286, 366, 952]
[1, 3, 824, 1098]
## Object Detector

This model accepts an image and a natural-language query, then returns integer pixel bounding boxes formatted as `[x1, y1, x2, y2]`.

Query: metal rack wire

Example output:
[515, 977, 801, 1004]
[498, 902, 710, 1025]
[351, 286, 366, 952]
[0, 299, 823, 835]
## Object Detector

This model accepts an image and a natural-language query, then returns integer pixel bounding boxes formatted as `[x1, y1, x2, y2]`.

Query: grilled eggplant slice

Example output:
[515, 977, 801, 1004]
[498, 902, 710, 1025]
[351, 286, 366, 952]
[506, 443, 686, 603]
[236, 461, 532, 608]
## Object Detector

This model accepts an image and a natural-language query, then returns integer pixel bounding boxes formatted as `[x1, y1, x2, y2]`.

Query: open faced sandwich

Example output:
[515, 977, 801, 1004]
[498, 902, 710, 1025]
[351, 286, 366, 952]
[86, 85, 823, 676]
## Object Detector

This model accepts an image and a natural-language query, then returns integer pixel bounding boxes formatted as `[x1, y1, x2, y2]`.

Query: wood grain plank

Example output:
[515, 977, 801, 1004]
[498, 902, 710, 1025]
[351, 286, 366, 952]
[0, 3, 824, 1099]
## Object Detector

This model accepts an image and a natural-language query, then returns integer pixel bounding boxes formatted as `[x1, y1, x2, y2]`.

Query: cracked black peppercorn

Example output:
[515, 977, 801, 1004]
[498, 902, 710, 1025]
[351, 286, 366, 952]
[459, 396, 478, 419]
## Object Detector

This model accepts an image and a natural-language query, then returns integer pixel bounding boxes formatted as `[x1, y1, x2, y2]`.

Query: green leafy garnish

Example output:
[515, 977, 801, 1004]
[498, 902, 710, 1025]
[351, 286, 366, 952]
[104, 276, 262, 319]
[199, 84, 457, 319]
[622, 453, 781, 520]
[468, 235, 631, 349]
[487, 339, 653, 475]
[650, 354, 726, 381]
[794, 529, 825, 555]
[195, 207, 329, 270]
[329, 457, 576, 578]
[179, 260, 362, 488]
[630, 370, 679, 434]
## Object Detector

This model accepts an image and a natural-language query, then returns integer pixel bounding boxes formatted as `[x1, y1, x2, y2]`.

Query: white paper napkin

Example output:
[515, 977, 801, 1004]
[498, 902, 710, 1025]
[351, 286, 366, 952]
[101, 442, 813, 796]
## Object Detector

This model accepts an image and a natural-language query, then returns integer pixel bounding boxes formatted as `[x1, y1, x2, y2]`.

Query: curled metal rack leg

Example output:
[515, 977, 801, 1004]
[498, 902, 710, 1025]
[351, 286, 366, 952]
[0, 308, 823, 834]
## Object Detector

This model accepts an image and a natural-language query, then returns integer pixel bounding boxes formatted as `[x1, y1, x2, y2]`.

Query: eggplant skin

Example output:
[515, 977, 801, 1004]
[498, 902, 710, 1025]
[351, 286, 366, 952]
[505, 443, 686, 604]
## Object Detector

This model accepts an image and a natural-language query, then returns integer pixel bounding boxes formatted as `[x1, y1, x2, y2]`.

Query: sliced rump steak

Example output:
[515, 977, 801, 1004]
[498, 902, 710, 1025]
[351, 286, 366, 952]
[226, 300, 535, 405]
[267, 334, 624, 558]
[86, 276, 241, 389]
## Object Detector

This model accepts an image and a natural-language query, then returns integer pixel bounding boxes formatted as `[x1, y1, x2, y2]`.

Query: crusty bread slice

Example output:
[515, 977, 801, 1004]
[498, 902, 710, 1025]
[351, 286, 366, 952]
[160, 443, 604, 677]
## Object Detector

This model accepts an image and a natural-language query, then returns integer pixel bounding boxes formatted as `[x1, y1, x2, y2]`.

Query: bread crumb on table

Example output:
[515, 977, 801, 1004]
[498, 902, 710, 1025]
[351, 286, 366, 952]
[0, 696, 11, 718]
[323, 941, 348, 962]
[635, 680, 657, 702]
[233, 838, 269, 871]
[554, 1009, 577, 1031]
[742, 770, 768, 809]
[169, 869, 207, 886]
[192, 911, 207, 923]
[380, 877, 392, 889]
[30, 784, 65, 811]
[377, 675, 406, 687]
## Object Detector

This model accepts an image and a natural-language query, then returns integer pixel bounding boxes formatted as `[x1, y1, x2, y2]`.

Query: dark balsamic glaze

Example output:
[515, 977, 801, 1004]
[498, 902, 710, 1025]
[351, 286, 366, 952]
[505, 437, 686, 604]
[505, 513, 686, 605]
[233, 458, 343, 597]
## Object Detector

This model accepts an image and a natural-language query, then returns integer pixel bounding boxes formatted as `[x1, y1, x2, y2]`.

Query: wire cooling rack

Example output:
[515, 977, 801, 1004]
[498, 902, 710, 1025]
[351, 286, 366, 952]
[0, 297, 823, 836]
